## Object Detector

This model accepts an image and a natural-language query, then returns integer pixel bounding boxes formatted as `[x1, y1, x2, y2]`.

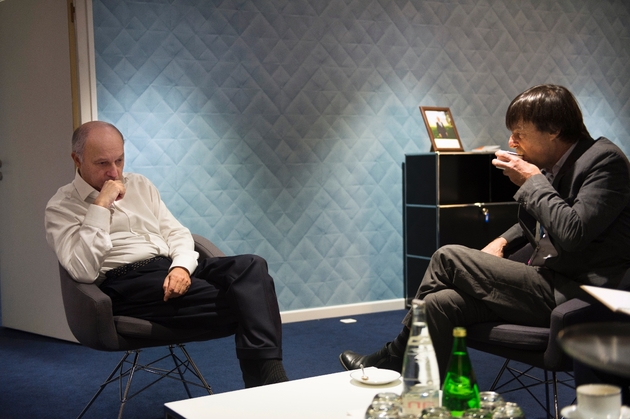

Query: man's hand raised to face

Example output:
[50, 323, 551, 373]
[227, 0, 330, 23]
[93, 179, 126, 208]
[493, 150, 542, 187]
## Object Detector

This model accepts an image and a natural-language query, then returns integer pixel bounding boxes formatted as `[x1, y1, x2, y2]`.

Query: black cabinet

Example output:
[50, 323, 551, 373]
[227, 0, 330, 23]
[403, 153, 519, 304]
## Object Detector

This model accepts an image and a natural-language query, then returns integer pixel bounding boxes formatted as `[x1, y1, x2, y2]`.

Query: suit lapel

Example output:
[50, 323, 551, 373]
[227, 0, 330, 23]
[552, 137, 595, 193]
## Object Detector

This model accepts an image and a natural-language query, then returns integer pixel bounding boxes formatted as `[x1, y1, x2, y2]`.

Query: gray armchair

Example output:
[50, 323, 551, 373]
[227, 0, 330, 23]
[58, 234, 232, 419]
[467, 270, 630, 419]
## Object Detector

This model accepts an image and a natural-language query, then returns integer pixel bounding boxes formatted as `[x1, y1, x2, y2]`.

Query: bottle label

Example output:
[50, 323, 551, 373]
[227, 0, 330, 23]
[402, 389, 439, 415]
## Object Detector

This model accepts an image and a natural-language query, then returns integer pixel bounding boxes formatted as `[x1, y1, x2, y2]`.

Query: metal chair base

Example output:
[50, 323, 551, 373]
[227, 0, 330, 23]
[76, 344, 212, 419]
[489, 359, 574, 419]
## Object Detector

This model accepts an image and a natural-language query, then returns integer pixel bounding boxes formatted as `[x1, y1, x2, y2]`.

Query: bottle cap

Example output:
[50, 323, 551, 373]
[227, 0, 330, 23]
[453, 327, 466, 337]
[411, 298, 425, 307]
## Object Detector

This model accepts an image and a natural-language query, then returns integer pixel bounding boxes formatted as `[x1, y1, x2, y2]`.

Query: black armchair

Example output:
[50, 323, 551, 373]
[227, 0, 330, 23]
[467, 270, 630, 419]
[58, 234, 232, 419]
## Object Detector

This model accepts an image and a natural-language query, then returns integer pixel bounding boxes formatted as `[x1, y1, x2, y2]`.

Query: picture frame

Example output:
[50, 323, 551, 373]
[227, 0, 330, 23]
[419, 106, 464, 152]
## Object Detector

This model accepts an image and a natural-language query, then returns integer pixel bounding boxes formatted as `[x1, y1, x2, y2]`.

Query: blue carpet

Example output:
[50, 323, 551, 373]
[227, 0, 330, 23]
[0, 309, 574, 418]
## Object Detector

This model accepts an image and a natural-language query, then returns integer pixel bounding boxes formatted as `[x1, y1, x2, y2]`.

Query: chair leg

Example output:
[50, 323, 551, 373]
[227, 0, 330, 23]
[117, 350, 140, 419]
[488, 359, 572, 419]
[76, 351, 134, 419]
[544, 369, 551, 418]
[490, 359, 511, 390]
[552, 371, 559, 419]
[76, 346, 212, 419]
[169, 345, 193, 398]
[173, 344, 213, 395]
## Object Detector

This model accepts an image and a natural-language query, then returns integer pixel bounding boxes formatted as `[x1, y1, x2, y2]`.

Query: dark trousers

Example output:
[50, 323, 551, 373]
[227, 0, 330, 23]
[403, 244, 557, 377]
[100, 255, 282, 360]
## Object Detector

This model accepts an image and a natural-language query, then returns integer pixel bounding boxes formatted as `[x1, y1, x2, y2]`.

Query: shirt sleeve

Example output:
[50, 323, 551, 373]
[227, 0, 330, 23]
[45, 196, 113, 283]
[516, 150, 630, 252]
[499, 222, 527, 251]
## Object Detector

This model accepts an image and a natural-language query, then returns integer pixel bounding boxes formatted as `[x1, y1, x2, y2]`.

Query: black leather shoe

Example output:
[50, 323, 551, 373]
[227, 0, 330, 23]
[339, 342, 403, 372]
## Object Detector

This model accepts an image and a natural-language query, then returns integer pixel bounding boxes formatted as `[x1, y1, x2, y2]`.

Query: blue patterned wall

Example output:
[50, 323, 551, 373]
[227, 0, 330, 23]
[93, 0, 630, 311]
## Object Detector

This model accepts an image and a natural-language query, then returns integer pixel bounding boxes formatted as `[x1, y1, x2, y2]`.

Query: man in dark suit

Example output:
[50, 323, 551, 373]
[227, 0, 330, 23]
[340, 85, 630, 380]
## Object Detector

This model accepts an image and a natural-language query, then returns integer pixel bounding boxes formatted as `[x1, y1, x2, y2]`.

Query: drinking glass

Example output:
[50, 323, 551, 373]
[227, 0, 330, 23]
[461, 408, 493, 418]
[373, 392, 403, 406]
[491, 402, 524, 419]
[478, 391, 505, 411]
[421, 406, 453, 418]
[365, 393, 402, 419]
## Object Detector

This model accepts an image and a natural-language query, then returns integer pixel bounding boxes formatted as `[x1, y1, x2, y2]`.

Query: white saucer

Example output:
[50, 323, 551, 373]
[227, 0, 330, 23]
[350, 368, 401, 385]
[560, 405, 630, 419]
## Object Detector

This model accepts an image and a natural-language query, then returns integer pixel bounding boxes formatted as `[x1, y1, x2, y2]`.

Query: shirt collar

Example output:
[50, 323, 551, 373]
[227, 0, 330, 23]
[548, 142, 578, 180]
[73, 170, 98, 201]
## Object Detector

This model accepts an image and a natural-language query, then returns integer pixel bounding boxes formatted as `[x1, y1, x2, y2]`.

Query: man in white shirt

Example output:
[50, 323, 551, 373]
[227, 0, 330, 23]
[46, 121, 288, 387]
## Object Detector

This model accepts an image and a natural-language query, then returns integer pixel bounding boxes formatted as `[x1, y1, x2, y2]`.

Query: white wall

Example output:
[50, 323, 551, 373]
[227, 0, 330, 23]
[0, 0, 75, 341]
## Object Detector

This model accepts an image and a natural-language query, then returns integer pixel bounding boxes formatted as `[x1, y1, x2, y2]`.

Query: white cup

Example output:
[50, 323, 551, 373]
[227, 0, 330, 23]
[576, 384, 622, 419]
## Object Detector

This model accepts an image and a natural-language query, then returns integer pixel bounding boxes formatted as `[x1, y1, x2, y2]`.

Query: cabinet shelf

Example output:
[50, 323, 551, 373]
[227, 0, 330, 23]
[403, 153, 519, 304]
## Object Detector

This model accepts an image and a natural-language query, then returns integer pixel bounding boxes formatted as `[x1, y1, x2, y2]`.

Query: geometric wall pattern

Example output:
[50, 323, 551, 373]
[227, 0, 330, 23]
[93, 0, 630, 311]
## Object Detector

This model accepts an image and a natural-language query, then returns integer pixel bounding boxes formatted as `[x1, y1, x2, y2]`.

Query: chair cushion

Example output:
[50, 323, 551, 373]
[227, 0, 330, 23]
[467, 322, 549, 351]
[114, 316, 211, 341]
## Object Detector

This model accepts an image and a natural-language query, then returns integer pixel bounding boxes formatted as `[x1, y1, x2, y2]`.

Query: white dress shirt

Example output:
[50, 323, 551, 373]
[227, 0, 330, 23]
[45, 171, 199, 285]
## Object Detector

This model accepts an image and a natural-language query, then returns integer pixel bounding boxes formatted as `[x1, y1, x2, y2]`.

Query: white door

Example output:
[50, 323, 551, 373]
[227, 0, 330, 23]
[0, 0, 76, 341]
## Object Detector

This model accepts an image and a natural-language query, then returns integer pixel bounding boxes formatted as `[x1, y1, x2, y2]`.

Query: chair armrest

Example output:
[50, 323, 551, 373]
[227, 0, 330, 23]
[551, 296, 630, 333]
[546, 296, 622, 369]
[546, 298, 592, 366]
[193, 234, 225, 259]
[550, 298, 593, 330]
[58, 264, 121, 351]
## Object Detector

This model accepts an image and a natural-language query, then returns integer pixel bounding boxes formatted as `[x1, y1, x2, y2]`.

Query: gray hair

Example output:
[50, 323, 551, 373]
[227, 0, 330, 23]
[72, 121, 124, 162]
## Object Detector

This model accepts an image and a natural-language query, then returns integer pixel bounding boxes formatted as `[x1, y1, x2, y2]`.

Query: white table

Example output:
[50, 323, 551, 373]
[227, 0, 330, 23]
[164, 369, 403, 419]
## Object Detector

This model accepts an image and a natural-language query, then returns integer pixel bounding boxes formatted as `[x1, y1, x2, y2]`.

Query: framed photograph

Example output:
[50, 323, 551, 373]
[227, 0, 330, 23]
[419, 106, 464, 152]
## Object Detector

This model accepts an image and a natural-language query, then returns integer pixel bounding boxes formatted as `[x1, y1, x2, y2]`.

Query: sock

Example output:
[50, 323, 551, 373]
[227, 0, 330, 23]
[239, 359, 289, 388]
[239, 359, 263, 388]
[260, 359, 289, 385]
[390, 326, 410, 356]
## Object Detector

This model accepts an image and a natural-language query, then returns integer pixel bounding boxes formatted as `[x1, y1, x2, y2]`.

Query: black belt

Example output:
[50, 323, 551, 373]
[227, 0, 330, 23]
[105, 256, 168, 279]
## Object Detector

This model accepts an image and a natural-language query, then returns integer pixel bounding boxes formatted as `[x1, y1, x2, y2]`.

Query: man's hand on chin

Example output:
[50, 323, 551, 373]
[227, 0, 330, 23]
[163, 266, 191, 301]
[93, 179, 126, 208]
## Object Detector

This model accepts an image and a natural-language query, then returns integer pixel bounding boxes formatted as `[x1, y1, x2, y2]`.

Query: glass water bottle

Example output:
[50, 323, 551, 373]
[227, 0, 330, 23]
[401, 299, 441, 416]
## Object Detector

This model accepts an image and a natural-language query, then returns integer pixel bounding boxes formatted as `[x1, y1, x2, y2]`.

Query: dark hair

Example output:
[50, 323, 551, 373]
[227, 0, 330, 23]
[505, 85, 591, 143]
[72, 121, 124, 161]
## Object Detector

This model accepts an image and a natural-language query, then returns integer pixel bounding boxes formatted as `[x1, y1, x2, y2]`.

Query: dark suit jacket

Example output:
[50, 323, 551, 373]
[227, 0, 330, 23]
[501, 137, 630, 300]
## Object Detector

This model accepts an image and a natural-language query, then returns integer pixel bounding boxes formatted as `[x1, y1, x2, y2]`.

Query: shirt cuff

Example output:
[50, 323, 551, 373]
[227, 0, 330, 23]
[83, 204, 112, 233]
[170, 255, 198, 276]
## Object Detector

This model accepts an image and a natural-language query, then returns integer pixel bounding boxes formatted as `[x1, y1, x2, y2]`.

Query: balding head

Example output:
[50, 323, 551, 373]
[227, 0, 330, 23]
[71, 121, 125, 190]
[72, 121, 124, 163]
